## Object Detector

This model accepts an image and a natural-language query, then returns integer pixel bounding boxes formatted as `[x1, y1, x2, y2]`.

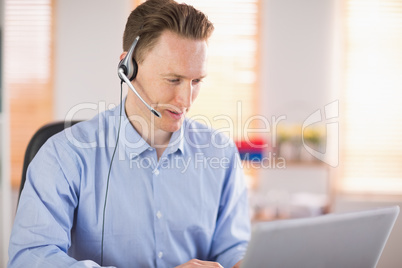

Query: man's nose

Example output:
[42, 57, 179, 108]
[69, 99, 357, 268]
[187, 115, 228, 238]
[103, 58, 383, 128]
[175, 82, 193, 108]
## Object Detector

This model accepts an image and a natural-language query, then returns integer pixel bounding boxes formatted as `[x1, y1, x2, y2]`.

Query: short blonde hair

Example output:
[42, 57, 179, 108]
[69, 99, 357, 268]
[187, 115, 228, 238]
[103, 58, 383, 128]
[122, 0, 214, 63]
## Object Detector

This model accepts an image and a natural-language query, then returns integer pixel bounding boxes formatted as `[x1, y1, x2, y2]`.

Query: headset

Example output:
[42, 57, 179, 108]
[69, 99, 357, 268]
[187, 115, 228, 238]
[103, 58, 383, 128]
[117, 36, 162, 118]
[100, 35, 162, 266]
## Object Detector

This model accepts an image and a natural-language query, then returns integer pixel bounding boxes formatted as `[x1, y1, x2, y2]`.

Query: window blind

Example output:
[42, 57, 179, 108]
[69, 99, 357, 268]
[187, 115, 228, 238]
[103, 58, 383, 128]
[340, 0, 402, 194]
[4, 0, 53, 188]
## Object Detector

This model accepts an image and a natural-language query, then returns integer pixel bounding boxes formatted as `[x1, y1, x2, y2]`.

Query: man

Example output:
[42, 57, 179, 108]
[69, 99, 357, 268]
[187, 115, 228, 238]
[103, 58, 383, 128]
[8, 0, 250, 267]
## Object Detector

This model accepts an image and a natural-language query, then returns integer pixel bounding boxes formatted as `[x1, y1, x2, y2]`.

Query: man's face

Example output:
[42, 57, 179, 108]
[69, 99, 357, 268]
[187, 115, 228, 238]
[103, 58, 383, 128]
[127, 30, 208, 134]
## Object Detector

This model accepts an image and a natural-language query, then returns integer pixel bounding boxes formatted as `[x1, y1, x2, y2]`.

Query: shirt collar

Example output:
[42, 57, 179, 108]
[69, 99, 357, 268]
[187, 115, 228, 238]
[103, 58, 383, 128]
[112, 98, 185, 158]
[166, 124, 184, 156]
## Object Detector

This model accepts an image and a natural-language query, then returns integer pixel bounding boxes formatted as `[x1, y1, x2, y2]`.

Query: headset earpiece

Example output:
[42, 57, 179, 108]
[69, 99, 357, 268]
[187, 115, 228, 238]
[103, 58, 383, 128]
[117, 35, 161, 118]
[118, 36, 140, 81]
[130, 60, 138, 81]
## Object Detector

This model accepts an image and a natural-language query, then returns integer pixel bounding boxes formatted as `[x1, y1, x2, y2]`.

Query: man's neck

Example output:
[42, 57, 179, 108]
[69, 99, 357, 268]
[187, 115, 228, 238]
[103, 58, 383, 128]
[125, 102, 172, 159]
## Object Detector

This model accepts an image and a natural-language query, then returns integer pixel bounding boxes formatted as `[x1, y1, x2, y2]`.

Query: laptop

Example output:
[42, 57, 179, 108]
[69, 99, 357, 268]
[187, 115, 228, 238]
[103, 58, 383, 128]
[241, 206, 399, 268]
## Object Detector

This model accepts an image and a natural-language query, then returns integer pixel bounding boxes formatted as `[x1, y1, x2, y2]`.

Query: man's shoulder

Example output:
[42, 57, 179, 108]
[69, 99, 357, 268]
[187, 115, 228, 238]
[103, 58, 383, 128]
[49, 108, 117, 150]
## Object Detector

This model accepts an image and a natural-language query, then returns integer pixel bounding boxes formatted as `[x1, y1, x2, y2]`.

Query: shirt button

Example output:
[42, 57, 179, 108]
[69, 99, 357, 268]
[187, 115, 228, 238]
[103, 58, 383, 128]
[148, 147, 153, 151]
[158, 251, 163, 259]
[156, 211, 162, 219]
[153, 169, 160, 175]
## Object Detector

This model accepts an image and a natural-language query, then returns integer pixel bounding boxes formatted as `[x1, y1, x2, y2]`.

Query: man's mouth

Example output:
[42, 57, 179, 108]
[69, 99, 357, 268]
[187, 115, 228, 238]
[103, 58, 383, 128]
[167, 109, 184, 118]
[167, 108, 183, 114]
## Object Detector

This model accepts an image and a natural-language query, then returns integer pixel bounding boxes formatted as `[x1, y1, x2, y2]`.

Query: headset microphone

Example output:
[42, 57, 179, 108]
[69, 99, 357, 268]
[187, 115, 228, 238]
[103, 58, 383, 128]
[117, 36, 162, 118]
[118, 69, 161, 117]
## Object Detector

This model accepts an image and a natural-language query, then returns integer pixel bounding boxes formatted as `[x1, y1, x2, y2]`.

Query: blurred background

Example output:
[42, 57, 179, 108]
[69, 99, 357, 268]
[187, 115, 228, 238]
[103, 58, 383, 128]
[1, 0, 402, 267]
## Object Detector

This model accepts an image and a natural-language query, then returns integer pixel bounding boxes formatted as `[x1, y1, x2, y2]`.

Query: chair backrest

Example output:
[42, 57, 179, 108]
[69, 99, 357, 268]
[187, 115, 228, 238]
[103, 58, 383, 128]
[19, 121, 81, 199]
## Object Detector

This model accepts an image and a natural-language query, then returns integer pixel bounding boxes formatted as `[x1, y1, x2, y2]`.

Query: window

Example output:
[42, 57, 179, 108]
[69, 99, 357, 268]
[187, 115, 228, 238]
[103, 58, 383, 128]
[340, 0, 402, 194]
[4, 0, 53, 187]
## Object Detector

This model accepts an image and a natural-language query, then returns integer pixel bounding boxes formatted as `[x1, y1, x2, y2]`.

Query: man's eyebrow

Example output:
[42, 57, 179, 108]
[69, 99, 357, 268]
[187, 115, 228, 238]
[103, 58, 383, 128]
[161, 73, 207, 79]
[161, 73, 185, 78]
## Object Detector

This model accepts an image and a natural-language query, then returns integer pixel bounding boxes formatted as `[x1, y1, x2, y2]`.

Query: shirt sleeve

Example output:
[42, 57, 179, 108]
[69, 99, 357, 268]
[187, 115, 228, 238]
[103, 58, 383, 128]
[209, 146, 251, 268]
[7, 137, 113, 268]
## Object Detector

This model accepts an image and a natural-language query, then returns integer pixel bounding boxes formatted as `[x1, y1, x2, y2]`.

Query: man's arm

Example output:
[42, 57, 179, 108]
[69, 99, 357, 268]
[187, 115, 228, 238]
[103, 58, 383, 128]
[208, 145, 251, 268]
[175, 259, 223, 267]
[8, 138, 110, 268]
[174, 259, 241, 268]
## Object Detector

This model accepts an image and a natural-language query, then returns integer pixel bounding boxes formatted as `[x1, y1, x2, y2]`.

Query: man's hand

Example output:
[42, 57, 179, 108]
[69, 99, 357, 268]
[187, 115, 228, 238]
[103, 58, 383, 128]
[232, 260, 242, 268]
[175, 259, 223, 267]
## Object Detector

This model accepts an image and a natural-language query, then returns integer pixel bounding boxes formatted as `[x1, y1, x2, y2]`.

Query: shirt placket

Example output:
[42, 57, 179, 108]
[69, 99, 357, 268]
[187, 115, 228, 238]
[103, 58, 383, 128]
[149, 147, 166, 267]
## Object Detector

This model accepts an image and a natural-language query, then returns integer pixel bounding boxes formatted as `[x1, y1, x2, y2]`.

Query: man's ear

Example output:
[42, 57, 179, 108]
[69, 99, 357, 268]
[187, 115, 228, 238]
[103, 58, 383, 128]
[120, 52, 128, 61]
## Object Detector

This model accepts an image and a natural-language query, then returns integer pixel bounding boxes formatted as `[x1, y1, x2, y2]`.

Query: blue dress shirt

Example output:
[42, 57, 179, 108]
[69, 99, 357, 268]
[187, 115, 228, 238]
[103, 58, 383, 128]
[8, 100, 251, 268]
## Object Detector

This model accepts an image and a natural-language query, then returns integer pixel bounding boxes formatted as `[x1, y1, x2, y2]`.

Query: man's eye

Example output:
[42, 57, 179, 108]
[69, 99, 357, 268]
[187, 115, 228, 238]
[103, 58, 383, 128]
[168, 79, 180, 83]
[192, 79, 202, 84]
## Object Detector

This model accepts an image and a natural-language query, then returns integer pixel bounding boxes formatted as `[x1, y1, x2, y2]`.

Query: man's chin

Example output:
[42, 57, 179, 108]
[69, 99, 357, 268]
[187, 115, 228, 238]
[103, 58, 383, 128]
[160, 120, 183, 133]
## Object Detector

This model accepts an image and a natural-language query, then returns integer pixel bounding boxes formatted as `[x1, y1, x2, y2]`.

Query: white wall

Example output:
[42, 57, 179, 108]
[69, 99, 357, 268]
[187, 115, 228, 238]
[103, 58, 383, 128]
[54, 0, 131, 120]
[258, 0, 339, 209]
[260, 0, 338, 123]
